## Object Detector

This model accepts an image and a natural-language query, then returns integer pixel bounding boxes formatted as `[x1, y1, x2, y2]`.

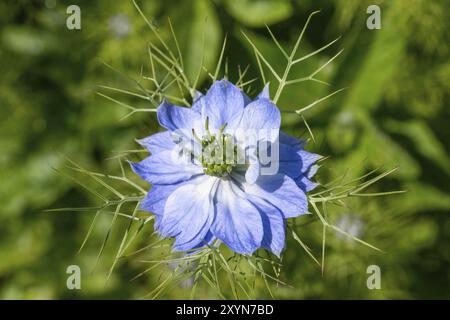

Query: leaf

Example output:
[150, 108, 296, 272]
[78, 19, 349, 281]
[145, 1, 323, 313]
[182, 0, 222, 83]
[385, 119, 450, 175]
[342, 4, 406, 113]
[1, 26, 56, 56]
[388, 182, 450, 215]
[224, 0, 293, 27]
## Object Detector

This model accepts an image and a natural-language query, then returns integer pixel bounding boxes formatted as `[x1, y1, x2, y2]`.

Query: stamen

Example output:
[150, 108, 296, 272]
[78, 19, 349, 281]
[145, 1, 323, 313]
[205, 116, 210, 136]
[219, 122, 228, 136]
[192, 128, 202, 143]
[197, 123, 238, 178]
[194, 118, 240, 178]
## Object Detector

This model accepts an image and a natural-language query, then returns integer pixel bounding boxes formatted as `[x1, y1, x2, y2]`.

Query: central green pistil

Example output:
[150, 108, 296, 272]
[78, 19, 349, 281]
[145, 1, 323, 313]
[201, 134, 236, 177]
[193, 118, 238, 178]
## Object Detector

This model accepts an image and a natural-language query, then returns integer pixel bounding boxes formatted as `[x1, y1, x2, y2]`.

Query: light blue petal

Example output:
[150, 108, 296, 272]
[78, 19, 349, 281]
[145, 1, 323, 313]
[307, 164, 320, 179]
[141, 182, 186, 216]
[236, 173, 308, 219]
[257, 83, 271, 100]
[277, 139, 320, 192]
[261, 139, 318, 180]
[200, 80, 245, 132]
[295, 175, 318, 192]
[279, 133, 321, 173]
[279, 132, 306, 150]
[188, 230, 216, 250]
[157, 100, 203, 135]
[298, 150, 322, 173]
[294, 163, 320, 192]
[239, 98, 281, 135]
[242, 91, 252, 106]
[245, 149, 260, 184]
[137, 131, 175, 154]
[277, 142, 303, 178]
[130, 150, 202, 185]
[211, 180, 263, 255]
[247, 195, 285, 257]
[275, 134, 322, 179]
[193, 85, 250, 112]
[191, 91, 204, 113]
[159, 176, 218, 251]
[245, 162, 260, 184]
[194, 90, 203, 102]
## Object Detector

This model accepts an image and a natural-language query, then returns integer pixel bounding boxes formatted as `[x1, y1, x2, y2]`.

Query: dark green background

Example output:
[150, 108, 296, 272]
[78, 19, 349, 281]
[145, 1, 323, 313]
[0, 0, 449, 299]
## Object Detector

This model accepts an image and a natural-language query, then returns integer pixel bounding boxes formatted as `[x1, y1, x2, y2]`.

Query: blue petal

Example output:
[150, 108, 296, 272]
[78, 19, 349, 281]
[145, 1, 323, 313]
[211, 180, 263, 255]
[239, 98, 281, 135]
[277, 142, 303, 178]
[200, 80, 245, 132]
[189, 230, 216, 250]
[194, 90, 203, 102]
[257, 83, 271, 100]
[279, 132, 306, 150]
[159, 176, 218, 251]
[141, 182, 186, 216]
[245, 148, 260, 184]
[307, 164, 320, 179]
[247, 195, 285, 257]
[191, 91, 204, 113]
[242, 91, 252, 106]
[236, 173, 308, 218]
[275, 133, 322, 179]
[193, 85, 251, 112]
[279, 133, 321, 172]
[298, 150, 322, 173]
[130, 150, 202, 185]
[262, 141, 319, 192]
[295, 175, 318, 192]
[295, 164, 320, 192]
[137, 131, 175, 154]
[157, 100, 203, 135]
[245, 162, 260, 184]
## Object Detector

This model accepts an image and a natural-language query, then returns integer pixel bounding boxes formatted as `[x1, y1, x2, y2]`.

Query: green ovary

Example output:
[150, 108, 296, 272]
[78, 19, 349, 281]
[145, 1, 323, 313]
[200, 133, 237, 178]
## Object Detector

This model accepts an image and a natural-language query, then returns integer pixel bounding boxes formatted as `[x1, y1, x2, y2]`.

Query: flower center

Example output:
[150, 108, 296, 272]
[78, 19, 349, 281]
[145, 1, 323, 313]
[201, 133, 237, 177]
[193, 117, 238, 178]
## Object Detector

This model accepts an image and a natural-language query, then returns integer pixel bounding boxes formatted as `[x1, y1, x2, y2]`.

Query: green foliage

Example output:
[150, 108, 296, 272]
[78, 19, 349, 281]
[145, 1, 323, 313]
[0, 0, 449, 299]
[223, 0, 293, 27]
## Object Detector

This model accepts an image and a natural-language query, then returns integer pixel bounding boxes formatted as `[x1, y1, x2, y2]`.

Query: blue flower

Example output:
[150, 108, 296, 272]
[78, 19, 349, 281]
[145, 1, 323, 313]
[131, 80, 320, 257]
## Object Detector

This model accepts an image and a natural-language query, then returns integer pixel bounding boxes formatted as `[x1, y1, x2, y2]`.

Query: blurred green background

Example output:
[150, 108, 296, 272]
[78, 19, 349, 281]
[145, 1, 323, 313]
[1, 0, 449, 299]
